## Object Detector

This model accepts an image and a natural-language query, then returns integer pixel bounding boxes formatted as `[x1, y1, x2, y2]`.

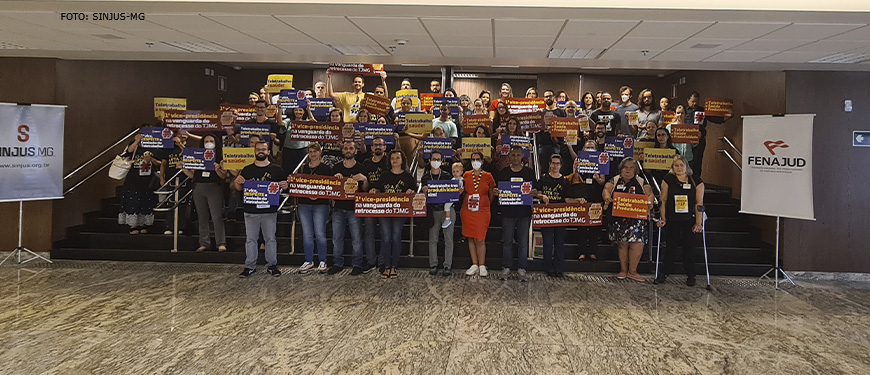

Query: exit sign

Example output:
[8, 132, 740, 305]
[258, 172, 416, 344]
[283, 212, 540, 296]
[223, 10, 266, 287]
[855, 131, 870, 147]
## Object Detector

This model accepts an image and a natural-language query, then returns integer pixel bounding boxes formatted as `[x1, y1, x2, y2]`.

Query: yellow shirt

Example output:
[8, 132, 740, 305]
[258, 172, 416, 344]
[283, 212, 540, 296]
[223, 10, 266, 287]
[334, 92, 365, 122]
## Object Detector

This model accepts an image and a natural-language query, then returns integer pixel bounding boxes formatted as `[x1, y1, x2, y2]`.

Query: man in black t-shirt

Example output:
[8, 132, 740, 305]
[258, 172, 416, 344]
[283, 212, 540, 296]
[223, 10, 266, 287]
[361, 137, 389, 269]
[232, 141, 288, 278]
[493, 146, 537, 282]
[421, 151, 455, 276]
[236, 100, 280, 148]
[590, 93, 621, 136]
[329, 141, 370, 275]
[535, 154, 586, 277]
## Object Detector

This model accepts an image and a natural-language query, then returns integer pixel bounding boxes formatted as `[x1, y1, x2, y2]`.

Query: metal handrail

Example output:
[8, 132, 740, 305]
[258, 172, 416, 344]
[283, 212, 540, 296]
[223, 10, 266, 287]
[64, 127, 141, 181]
[719, 136, 742, 158]
[277, 154, 309, 212]
[154, 170, 188, 194]
[63, 160, 113, 195]
[153, 189, 194, 212]
[718, 149, 742, 171]
[635, 162, 660, 205]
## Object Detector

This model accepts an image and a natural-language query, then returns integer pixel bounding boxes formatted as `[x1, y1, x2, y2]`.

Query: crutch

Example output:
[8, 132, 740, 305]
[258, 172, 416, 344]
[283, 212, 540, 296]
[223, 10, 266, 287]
[701, 210, 711, 291]
[653, 218, 662, 282]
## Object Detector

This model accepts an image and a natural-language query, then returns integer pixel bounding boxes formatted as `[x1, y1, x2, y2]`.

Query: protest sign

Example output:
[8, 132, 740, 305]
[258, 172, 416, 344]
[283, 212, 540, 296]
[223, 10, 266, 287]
[432, 97, 460, 117]
[549, 117, 580, 137]
[329, 63, 385, 76]
[498, 135, 531, 158]
[425, 180, 461, 204]
[278, 89, 307, 111]
[243, 180, 281, 207]
[266, 74, 294, 93]
[505, 98, 545, 113]
[361, 123, 395, 145]
[394, 89, 419, 108]
[613, 192, 650, 220]
[288, 121, 353, 143]
[498, 181, 534, 206]
[309, 98, 334, 119]
[163, 110, 222, 134]
[533, 203, 604, 227]
[361, 93, 391, 116]
[661, 110, 677, 125]
[182, 147, 216, 171]
[633, 141, 655, 162]
[238, 123, 272, 146]
[286, 174, 358, 200]
[576, 151, 610, 175]
[462, 115, 490, 136]
[704, 98, 733, 118]
[404, 113, 433, 133]
[154, 97, 186, 119]
[515, 112, 544, 133]
[670, 125, 700, 144]
[419, 93, 442, 111]
[461, 137, 492, 158]
[642, 148, 676, 170]
[140, 127, 174, 149]
[222, 147, 255, 170]
[422, 138, 455, 160]
[604, 136, 635, 158]
[354, 193, 427, 217]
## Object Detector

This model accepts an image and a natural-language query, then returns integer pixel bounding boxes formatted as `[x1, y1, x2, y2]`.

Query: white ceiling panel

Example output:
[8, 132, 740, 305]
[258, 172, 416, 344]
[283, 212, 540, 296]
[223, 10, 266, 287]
[204, 15, 293, 33]
[611, 37, 684, 50]
[349, 17, 428, 35]
[653, 49, 722, 62]
[553, 36, 621, 49]
[0, 15, 46, 30]
[703, 50, 776, 62]
[671, 38, 747, 51]
[761, 23, 865, 40]
[599, 48, 660, 61]
[181, 29, 262, 44]
[789, 40, 870, 53]
[828, 25, 870, 41]
[495, 19, 564, 37]
[218, 43, 284, 54]
[368, 34, 435, 47]
[274, 43, 339, 56]
[496, 35, 556, 48]
[60, 39, 152, 52]
[730, 39, 812, 52]
[389, 45, 443, 57]
[495, 47, 551, 58]
[3, 12, 107, 31]
[421, 18, 492, 37]
[112, 29, 205, 43]
[148, 14, 228, 31]
[757, 51, 833, 63]
[307, 32, 377, 45]
[10, 39, 91, 51]
[693, 22, 789, 39]
[251, 31, 317, 45]
[627, 21, 714, 38]
[276, 16, 361, 33]
[440, 46, 493, 58]
[561, 19, 640, 37]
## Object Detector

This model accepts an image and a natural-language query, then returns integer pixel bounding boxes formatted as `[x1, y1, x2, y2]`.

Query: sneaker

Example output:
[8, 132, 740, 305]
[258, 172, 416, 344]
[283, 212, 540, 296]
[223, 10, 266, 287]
[163, 230, 172, 235]
[299, 261, 314, 272]
[441, 218, 453, 228]
[317, 261, 328, 273]
[500, 268, 512, 281]
[479, 266, 488, 277]
[517, 268, 528, 282]
[267, 266, 282, 277]
[178, 230, 184, 235]
[350, 266, 363, 276]
[442, 267, 452, 277]
[429, 267, 438, 276]
[686, 276, 697, 287]
[465, 264, 479, 276]
[327, 266, 343, 275]
[239, 268, 256, 278]
[362, 263, 375, 274]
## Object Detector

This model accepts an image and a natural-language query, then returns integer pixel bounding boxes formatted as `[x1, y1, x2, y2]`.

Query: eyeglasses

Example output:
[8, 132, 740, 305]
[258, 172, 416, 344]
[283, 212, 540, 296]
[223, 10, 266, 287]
[566, 106, 577, 109]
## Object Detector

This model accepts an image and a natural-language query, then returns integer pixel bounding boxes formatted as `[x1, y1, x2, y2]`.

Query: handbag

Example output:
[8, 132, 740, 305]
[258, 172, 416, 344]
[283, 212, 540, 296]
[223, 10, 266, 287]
[108, 154, 132, 180]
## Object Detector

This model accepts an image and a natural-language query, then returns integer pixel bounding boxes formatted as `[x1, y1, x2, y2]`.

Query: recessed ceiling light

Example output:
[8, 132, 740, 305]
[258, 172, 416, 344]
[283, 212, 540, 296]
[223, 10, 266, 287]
[401, 63, 430, 67]
[0, 41, 29, 50]
[808, 53, 870, 64]
[691, 43, 721, 49]
[548, 48, 604, 59]
[491, 65, 520, 68]
[92, 34, 124, 40]
[161, 41, 236, 53]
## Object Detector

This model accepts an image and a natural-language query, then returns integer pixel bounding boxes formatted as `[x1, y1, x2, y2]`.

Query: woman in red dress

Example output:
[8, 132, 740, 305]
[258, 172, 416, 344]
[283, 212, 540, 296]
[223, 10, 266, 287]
[461, 152, 497, 277]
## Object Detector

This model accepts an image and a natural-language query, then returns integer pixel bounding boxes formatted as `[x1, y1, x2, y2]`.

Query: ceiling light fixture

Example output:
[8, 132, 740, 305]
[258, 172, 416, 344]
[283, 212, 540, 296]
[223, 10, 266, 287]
[491, 65, 520, 68]
[401, 63, 430, 67]
[161, 41, 237, 53]
[808, 53, 870, 64]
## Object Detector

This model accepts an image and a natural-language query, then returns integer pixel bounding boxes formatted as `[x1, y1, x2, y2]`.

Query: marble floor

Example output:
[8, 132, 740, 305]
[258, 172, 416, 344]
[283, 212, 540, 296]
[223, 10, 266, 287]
[0, 261, 868, 375]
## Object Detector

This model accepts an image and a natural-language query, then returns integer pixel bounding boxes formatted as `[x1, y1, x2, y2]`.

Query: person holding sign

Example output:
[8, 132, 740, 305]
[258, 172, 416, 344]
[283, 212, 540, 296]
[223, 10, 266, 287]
[488, 83, 513, 120]
[494, 146, 537, 282]
[567, 141, 607, 262]
[159, 133, 192, 235]
[421, 151, 456, 276]
[615, 86, 639, 136]
[296, 143, 333, 274]
[685, 92, 709, 178]
[432, 103, 459, 139]
[329, 141, 370, 276]
[494, 117, 524, 171]
[369, 150, 417, 279]
[326, 70, 387, 122]
[603, 158, 654, 282]
[656, 155, 704, 286]
[461, 152, 497, 277]
[119, 134, 162, 235]
[667, 105, 694, 168]
[362, 136, 390, 271]
[636, 89, 663, 139]
[580, 92, 597, 118]
[233, 141, 288, 278]
[536, 155, 586, 277]
[182, 134, 228, 253]
[491, 101, 511, 133]
[280, 106, 314, 174]
[590, 93, 621, 136]
[240, 100, 280, 148]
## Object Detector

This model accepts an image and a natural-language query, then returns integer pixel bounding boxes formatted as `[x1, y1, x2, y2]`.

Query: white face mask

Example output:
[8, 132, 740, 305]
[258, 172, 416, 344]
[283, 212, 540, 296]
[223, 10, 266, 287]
[621, 95, 630, 103]
[430, 160, 442, 169]
[471, 160, 483, 170]
[205, 142, 215, 149]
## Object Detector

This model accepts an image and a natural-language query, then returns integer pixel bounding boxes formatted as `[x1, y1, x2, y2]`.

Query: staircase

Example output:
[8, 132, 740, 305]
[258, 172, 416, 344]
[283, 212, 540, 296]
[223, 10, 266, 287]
[53, 185, 773, 276]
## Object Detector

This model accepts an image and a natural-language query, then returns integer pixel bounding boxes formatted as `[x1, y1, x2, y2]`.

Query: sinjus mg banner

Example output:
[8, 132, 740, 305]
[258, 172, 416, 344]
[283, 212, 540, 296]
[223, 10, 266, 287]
[740, 114, 815, 221]
[0, 104, 65, 202]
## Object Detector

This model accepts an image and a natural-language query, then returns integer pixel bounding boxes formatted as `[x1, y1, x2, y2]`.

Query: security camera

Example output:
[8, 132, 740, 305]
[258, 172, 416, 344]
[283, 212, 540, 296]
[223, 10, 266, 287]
[396, 39, 408, 46]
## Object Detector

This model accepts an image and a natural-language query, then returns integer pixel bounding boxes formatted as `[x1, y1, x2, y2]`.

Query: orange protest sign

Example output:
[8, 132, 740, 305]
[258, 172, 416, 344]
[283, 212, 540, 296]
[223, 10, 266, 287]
[670, 125, 700, 144]
[361, 94, 391, 116]
[704, 98, 733, 118]
[419, 93, 443, 111]
[462, 115, 491, 136]
[612, 192, 650, 220]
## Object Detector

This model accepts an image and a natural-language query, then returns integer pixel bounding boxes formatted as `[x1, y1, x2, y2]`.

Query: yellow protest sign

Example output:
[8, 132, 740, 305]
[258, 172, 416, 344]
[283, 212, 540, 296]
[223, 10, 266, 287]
[266, 74, 294, 93]
[404, 113, 433, 134]
[461, 137, 492, 158]
[154, 97, 187, 119]
[394, 89, 420, 108]
[642, 148, 676, 170]
[633, 141, 655, 162]
[222, 147, 256, 170]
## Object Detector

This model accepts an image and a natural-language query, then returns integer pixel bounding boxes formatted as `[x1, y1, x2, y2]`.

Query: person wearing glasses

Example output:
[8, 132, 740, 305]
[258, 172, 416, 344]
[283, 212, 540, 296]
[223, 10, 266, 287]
[536, 154, 586, 277]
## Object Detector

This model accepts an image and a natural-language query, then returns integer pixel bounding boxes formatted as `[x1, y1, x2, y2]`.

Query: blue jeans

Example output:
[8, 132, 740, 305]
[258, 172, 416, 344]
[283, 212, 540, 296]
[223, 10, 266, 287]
[332, 208, 363, 268]
[379, 217, 406, 269]
[502, 216, 531, 270]
[243, 213, 277, 269]
[364, 217, 381, 267]
[541, 227, 566, 273]
[298, 204, 329, 263]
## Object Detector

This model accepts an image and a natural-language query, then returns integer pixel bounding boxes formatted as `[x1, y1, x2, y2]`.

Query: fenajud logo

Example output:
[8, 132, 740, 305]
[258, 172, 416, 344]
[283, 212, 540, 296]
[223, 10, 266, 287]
[747, 139, 805, 169]
[763, 140, 789, 155]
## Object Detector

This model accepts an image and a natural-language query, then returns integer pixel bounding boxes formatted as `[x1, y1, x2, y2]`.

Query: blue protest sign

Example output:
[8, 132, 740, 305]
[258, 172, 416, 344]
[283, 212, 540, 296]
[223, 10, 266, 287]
[140, 127, 174, 149]
[243, 180, 281, 207]
[422, 137, 454, 160]
[577, 151, 611, 175]
[498, 181, 533, 206]
[182, 147, 216, 171]
[425, 180, 461, 204]
[604, 136, 634, 158]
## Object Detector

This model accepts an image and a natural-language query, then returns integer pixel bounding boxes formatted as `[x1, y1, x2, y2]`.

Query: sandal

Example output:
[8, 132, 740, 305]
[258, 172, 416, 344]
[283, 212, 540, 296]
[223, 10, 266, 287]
[139, 228, 148, 234]
[381, 269, 389, 279]
[218, 246, 228, 253]
[627, 273, 645, 282]
[589, 254, 597, 262]
[389, 268, 397, 279]
[578, 254, 587, 262]
[617, 272, 627, 280]
[195, 246, 207, 253]
[129, 228, 140, 235]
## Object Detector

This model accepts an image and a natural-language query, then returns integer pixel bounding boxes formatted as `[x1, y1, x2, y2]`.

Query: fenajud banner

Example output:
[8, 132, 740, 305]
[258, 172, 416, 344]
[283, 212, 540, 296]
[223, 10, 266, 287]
[243, 180, 281, 207]
[533, 203, 604, 227]
[140, 127, 174, 149]
[286, 174, 358, 201]
[354, 193, 427, 217]
[612, 192, 649, 220]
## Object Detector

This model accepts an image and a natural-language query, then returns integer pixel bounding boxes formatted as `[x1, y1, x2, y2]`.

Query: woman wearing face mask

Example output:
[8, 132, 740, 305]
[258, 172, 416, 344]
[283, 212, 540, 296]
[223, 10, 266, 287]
[567, 140, 606, 262]
[183, 134, 228, 253]
[603, 158, 655, 282]
[461, 152, 497, 277]
[489, 83, 513, 120]
[656, 155, 704, 286]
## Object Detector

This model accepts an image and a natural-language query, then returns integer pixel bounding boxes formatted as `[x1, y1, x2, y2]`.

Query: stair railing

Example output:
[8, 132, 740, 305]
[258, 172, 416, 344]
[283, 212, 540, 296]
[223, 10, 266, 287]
[63, 127, 141, 195]
[278, 153, 309, 255]
[718, 136, 742, 171]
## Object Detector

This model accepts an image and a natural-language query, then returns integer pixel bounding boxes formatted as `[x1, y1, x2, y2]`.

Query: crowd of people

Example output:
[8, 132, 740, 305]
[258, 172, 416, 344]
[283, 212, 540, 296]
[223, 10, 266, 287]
[119, 72, 714, 286]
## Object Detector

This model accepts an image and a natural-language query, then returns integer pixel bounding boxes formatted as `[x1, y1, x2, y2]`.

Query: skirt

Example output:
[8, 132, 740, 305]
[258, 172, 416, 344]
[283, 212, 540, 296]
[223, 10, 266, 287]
[118, 187, 157, 227]
[608, 218, 649, 244]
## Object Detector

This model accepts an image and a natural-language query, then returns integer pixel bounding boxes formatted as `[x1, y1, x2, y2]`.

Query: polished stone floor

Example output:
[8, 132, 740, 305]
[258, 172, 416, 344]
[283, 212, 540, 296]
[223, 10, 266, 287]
[0, 261, 868, 375]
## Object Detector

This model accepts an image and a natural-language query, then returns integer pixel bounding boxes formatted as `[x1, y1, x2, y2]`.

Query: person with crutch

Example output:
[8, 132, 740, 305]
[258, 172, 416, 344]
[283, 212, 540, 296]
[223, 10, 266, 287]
[655, 155, 704, 286]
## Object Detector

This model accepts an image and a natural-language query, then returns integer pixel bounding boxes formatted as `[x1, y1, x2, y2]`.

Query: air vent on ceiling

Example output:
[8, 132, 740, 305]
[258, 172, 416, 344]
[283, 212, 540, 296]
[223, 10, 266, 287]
[808, 53, 870, 64]
[691, 43, 721, 49]
[548, 48, 604, 59]
[0, 41, 29, 49]
[328, 44, 389, 56]
[93, 34, 124, 40]
[161, 41, 237, 53]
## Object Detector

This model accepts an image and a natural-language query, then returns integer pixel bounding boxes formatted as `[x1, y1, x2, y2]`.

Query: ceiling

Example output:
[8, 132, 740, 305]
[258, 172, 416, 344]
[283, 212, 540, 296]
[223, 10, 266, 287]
[2, 1, 870, 73]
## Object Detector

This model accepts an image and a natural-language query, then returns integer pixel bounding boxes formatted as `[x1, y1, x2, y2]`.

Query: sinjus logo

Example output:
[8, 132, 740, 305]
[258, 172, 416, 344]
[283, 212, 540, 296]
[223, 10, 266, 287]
[763, 140, 789, 155]
[1, 124, 55, 157]
[18, 124, 29, 142]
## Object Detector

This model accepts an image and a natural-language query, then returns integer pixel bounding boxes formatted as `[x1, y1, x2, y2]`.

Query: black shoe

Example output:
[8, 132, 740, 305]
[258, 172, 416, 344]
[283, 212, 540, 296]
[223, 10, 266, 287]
[267, 266, 282, 277]
[442, 267, 452, 276]
[327, 266, 344, 275]
[686, 276, 697, 287]
[429, 267, 438, 275]
[362, 263, 375, 274]
[654, 275, 668, 284]
[350, 266, 363, 276]
[239, 268, 256, 278]
[378, 266, 385, 275]
[555, 272, 564, 278]
[546, 271, 556, 277]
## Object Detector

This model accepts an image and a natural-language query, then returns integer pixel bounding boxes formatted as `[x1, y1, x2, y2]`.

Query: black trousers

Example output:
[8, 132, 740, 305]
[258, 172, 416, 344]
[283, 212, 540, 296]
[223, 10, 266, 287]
[662, 220, 697, 277]
[574, 226, 599, 256]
